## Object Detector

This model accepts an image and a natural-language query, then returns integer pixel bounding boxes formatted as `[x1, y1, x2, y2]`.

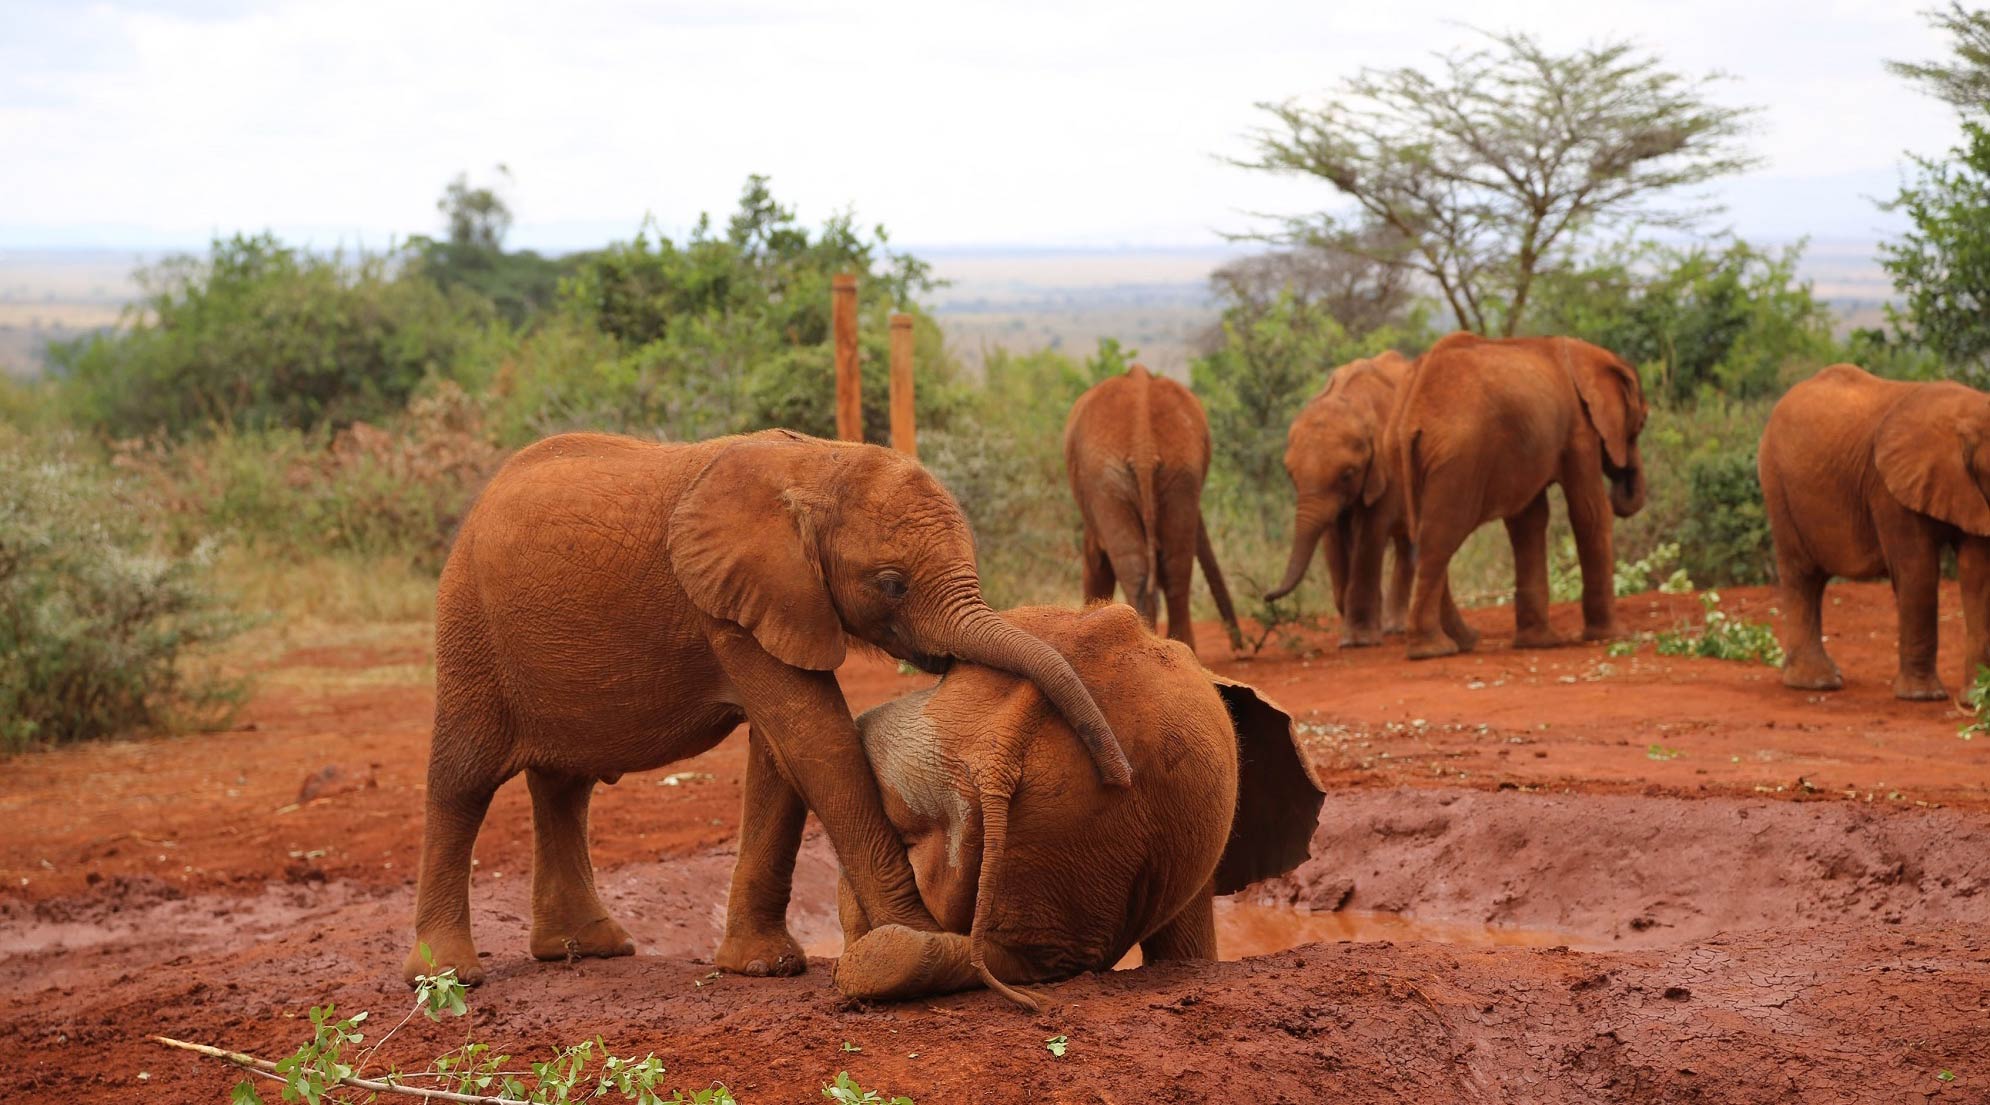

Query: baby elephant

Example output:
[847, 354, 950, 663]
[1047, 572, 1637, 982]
[829, 603, 1324, 1010]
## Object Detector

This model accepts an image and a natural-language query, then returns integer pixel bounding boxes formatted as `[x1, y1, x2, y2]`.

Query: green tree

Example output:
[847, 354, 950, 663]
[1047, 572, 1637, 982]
[1235, 29, 1758, 336]
[1881, 124, 1990, 378]
[407, 166, 569, 327]
[1886, 3, 1990, 110]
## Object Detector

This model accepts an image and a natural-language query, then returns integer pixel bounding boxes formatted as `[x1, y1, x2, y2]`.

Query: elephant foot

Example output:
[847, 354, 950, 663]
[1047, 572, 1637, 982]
[1338, 627, 1385, 649]
[530, 915, 636, 963]
[1582, 622, 1623, 643]
[834, 924, 973, 1003]
[1893, 673, 1950, 702]
[406, 933, 486, 987]
[716, 924, 807, 977]
[1449, 623, 1482, 652]
[1381, 618, 1407, 637]
[1406, 635, 1460, 660]
[1511, 627, 1568, 650]
[1781, 662, 1843, 692]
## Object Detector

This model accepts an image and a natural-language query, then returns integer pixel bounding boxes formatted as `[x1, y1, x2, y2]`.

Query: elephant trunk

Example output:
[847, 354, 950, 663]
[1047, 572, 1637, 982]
[1609, 459, 1647, 518]
[1266, 501, 1336, 601]
[944, 607, 1132, 787]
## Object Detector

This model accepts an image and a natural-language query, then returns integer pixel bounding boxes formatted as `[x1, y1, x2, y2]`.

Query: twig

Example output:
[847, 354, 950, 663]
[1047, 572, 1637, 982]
[149, 1035, 514, 1104]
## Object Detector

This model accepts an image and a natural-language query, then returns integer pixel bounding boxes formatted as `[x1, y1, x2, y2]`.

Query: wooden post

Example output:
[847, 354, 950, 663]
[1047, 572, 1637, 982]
[889, 313, 916, 458]
[833, 273, 861, 442]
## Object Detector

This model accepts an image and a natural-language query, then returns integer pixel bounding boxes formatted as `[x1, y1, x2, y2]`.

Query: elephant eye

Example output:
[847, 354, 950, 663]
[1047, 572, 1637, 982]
[875, 572, 909, 601]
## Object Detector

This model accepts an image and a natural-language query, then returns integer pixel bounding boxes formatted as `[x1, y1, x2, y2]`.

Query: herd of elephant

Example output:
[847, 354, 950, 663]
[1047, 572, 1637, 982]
[401, 329, 1990, 1010]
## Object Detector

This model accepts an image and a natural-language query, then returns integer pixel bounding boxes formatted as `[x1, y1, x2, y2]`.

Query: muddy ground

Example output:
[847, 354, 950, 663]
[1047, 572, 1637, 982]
[3, 583, 1988, 1102]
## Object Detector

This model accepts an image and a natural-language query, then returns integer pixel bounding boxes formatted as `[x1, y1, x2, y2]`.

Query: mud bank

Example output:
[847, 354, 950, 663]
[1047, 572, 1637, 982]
[1264, 787, 1990, 948]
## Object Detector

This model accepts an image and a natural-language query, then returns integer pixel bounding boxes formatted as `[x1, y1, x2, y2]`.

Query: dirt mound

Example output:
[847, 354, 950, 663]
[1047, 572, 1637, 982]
[1262, 787, 1990, 947]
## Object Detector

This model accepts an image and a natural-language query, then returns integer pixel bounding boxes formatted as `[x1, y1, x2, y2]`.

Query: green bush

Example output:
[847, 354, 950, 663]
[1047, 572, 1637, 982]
[1679, 445, 1775, 585]
[51, 233, 496, 438]
[0, 433, 247, 752]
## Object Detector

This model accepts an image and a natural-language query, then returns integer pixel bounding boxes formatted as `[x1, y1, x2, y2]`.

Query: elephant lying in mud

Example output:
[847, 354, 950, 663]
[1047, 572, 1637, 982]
[828, 603, 1326, 1009]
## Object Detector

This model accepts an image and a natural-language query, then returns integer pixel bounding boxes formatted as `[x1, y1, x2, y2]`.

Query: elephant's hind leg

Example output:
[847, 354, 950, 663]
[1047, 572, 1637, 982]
[1776, 549, 1843, 692]
[1141, 886, 1216, 962]
[1405, 507, 1476, 659]
[716, 726, 808, 977]
[405, 737, 505, 986]
[1506, 492, 1565, 649]
[526, 769, 635, 963]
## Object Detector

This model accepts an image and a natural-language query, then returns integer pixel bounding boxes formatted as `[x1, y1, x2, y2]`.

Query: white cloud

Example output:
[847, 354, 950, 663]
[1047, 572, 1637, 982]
[0, 0, 1960, 248]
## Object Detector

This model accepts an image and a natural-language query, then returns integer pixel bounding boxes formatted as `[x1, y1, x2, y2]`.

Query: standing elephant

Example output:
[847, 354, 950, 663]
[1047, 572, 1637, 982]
[829, 603, 1323, 1010]
[1391, 333, 1649, 658]
[1065, 365, 1243, 653]
[405, 430, 1128, 986]
[1760, 364, 1990, 700]
[1264, 351, 1465, 647]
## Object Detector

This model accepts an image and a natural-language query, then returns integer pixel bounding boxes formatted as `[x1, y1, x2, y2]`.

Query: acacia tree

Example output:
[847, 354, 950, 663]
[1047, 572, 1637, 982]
[1235, 30, 1758, 336]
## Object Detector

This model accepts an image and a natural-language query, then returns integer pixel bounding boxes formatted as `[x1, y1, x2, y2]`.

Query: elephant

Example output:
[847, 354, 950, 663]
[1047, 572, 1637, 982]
[1064, 365, 1243, 653]
[1389, 333, 1649, 659]
[404, 429, 1129, 986]
[1264, 351, 1465, 647]
[827, 603, 1325, 1010]
[1760, 364, 1990, 701]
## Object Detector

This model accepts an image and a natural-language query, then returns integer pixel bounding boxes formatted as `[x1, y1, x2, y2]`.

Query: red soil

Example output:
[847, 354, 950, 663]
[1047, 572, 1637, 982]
[3, 582, 1988, 1102]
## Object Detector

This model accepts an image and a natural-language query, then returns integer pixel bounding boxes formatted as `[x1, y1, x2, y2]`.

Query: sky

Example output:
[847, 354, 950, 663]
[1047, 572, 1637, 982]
[0, 0, 1964, 252]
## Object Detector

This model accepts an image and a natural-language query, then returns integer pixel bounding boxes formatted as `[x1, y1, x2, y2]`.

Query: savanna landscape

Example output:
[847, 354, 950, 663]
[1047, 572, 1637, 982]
[6, 9, 1990, 1105]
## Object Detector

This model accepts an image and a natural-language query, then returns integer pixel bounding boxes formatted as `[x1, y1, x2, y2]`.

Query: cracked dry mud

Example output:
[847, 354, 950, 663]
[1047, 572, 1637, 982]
[3, 582, 1987, 1102]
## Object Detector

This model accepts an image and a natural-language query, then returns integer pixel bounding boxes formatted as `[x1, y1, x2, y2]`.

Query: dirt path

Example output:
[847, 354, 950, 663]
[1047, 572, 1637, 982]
[4, 583, 1989, 1102]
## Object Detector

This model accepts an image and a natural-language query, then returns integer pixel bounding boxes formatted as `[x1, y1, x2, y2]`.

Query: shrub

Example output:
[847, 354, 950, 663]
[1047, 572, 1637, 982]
[1678, 445, 1775, 586]
[0, 433, 247, 752]
[50, 233, 496, 438]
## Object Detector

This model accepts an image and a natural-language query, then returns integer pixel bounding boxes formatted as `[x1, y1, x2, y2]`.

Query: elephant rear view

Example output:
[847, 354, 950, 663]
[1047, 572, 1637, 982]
[1064, 365, 1242, 652]
[1760, 364, 1990, 700]
[831, 603, 1324, 1010]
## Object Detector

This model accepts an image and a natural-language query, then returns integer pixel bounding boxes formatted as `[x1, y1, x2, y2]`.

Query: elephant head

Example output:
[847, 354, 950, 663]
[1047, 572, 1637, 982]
[1565, 339, 1650, 518]
[1266, 356, 1403, 601]
[669, 432, 1130, 786]
[1874, 383, 1990, 534]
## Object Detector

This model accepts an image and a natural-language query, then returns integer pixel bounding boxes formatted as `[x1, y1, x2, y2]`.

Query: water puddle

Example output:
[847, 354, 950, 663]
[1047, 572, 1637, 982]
[801, 897, 1571, 966]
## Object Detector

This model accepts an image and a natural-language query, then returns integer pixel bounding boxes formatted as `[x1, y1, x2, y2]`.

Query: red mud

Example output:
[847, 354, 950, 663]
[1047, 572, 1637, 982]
[3, 582, 1989, 1102]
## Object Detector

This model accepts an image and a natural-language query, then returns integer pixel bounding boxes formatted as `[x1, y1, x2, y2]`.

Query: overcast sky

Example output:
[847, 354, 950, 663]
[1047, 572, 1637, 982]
[0, 0, 1962, 252]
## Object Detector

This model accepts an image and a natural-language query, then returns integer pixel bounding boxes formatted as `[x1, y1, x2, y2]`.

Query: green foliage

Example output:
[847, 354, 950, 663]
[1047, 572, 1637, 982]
[1237, 29, 1758, 336]
[1961, 666, 1990, 740]
[1529, 237, 1840, 402]
[1677, 446, 1775, 586]
[1044, 1035, 1069, 1058]
[226, 965, 737, 1105]
[1547, 539, 1691, 603]
[1880, 121, 1990, 381]
[0, 432, 246, 752]
[822, 1071, 914, 1105]
[1887, 3, 1990, 112]
[51, 233, 495, 438]
[1636, 591, 1784, 665]
[407, 168, 572, 327]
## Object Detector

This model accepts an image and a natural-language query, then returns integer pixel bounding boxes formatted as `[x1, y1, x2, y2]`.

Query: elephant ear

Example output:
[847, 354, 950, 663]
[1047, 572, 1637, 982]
[669, 437, 848, 670]
[1566, 340, 1646, 470]
[1361, 420, 1392, 507]
[1211, 677, 1326, 895]
[1875, 388, 1990, 537]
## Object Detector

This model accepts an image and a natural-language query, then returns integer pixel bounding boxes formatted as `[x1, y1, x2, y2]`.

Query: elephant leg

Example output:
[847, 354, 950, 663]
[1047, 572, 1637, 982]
[1160, 508, 1199, 651]
[1080, 528, 1116, 607]
[833, 924, 1042, 1007]
[1405, 506, 1476, 659]
[526, 770, 635, 963]
[1340, 512, 1388, 648]
[1439, 575, 1480, 653]
[1775, 546, 1842, 692]
[1959, 539, 1990, 704]
[1562, 464, 1622, 640]
[1883, 529, 1947, 701]
[837, 874, 870, 947]
[1383, 532, 1414, 636]
[716, 725, 809, 977]
[1141, 886, 1216, 962]
[1324, 514, 1353, 616]
[404, 726, 505, 986]
[1507, 492, 1563, 649]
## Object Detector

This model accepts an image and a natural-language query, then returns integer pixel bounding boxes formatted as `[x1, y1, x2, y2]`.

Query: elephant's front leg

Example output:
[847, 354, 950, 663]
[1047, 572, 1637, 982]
[1882, 528, 1949, 701]
[1958, 539, 1990, 705]
[1383, 532, 1414, 636]
[716, 725, 809, 976]
[1562, 467, 1622, 641]
[713, 633, 939, 941]
[1339, 512, 1389, 648]
[1506, 491, 1563, 648]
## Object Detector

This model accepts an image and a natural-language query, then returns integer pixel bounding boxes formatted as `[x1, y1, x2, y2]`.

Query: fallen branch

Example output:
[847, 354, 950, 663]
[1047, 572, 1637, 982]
[149, 1035, 512, 1105]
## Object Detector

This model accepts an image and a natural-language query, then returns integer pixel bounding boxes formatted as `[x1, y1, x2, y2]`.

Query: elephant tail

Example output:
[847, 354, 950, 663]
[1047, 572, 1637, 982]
[1196, 512, 1244, 651]
[970, 784, 1039, 1011]
[1133, 459, 1161, 612]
